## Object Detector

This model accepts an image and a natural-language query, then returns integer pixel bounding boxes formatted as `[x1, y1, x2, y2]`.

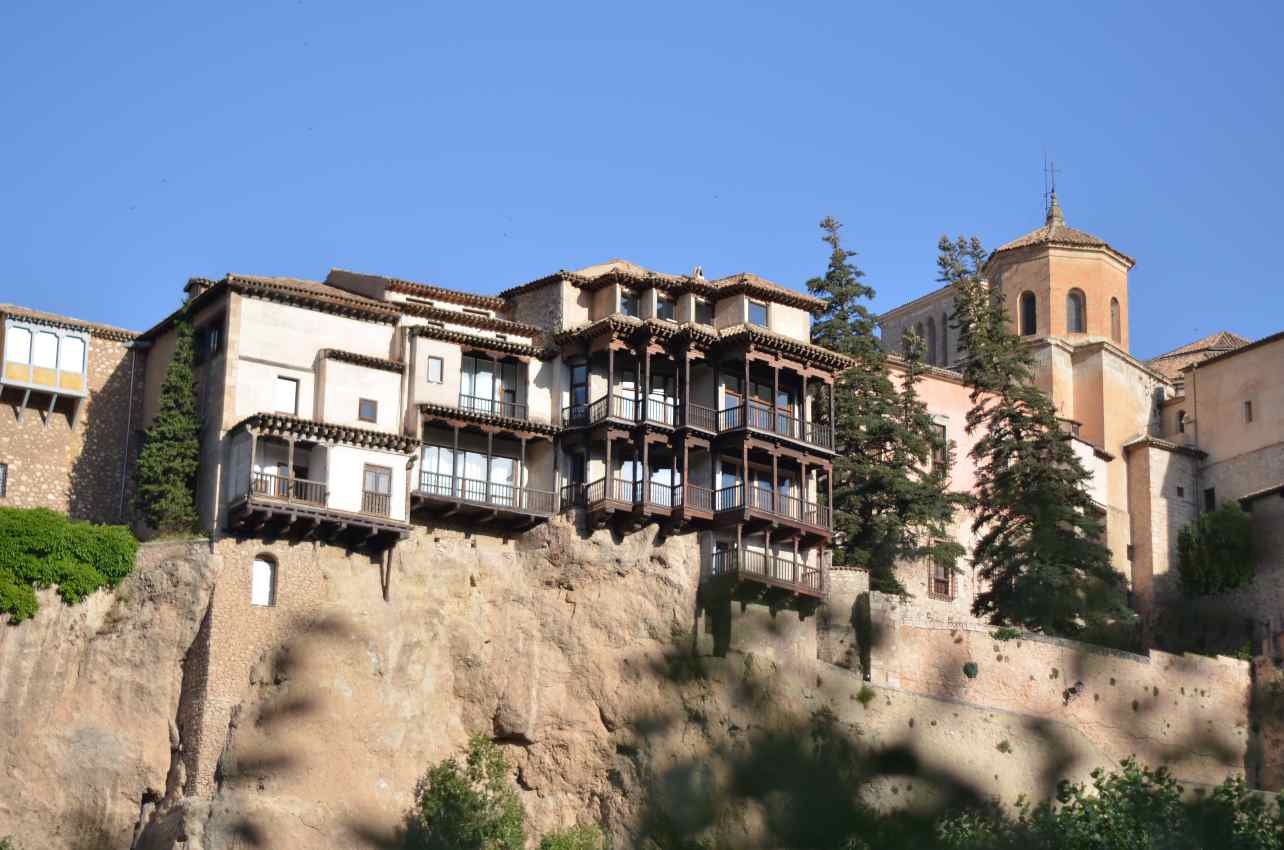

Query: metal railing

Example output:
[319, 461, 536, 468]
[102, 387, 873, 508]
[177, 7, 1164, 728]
[458, 393, 528, 420]
[251, 471, 326, 506]
[417, 471, 556, 515]
[362, 491, 391, 517]
[711, 482, 832, 530]
[707, 547, 823, 593]
[716, 401, 835, 450]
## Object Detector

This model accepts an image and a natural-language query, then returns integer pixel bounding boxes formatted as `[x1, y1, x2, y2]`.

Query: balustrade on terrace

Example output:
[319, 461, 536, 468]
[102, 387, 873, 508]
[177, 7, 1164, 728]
[706, 546, 823, 596]
[416, 470, 556, 516]
[712, 482, 832, 532]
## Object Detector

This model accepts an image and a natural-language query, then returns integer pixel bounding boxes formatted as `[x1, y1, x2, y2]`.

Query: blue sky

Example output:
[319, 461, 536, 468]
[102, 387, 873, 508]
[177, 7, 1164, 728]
[2, 1, 1281, 358]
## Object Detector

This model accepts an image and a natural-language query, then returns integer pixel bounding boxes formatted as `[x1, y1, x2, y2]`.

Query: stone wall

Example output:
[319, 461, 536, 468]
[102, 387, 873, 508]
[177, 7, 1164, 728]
[866, 591, 1253, 788]
[0, 332, 143, 524]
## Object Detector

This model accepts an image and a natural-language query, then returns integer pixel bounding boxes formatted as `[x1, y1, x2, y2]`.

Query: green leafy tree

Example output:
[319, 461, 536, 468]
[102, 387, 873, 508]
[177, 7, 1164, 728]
[134, 316, 201, 534]
[944, 235, 1131, 637]
[1177, 501, 1256, 595]
[407, 735, 525, 850]
[807, 218, 965, 593]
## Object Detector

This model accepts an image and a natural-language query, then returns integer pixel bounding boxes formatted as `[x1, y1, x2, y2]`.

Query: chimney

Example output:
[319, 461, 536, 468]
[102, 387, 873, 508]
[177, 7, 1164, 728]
[184, 277, 214, 303]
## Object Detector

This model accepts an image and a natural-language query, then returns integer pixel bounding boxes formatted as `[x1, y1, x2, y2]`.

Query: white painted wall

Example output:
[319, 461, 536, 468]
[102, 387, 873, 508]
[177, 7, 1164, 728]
[326, 445, 409, 521]
[317, 359, 402, 433]
[770, 303, 811, 342]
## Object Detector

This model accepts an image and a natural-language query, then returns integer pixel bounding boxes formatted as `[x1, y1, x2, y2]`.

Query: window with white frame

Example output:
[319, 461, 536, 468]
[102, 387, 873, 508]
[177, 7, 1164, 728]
[274, 376, 299, 415]
[251, 556, 277, 606]
[31, 331, 58, 369]
[427, 356, 444, 383]
[656, 294, 676, 321]
[748, 301, 768, 327]
[59, 335, 85, 373]
[4, 326, 32, 364]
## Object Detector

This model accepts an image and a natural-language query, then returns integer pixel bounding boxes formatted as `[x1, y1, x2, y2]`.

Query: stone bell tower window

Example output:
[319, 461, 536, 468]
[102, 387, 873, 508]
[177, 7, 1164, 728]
[1066, 289, 1087, 333]
[1110, 298, 1121, 343]
[1019, 291, 1037, 336]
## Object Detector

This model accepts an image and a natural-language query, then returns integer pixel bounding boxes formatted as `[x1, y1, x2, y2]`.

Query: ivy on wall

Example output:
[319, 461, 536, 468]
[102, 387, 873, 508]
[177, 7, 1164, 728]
[1177, 502, 1256, 596]
[0, 507, 138, 624]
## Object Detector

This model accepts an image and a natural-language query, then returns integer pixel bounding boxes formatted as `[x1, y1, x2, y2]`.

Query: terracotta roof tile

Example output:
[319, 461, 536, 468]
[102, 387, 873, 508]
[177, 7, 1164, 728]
[1146, 330, 1250, 379]
[990, 194, 1135, 267]
[0, 303, 138, 341]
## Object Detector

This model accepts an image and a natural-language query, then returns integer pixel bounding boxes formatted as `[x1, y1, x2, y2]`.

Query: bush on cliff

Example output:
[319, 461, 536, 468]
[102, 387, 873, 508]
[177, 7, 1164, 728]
[1177, 501, 1256, 595]
[0, 507, 138, 624]
[407, 735, 525, 850]
[134, 315, 202, 534]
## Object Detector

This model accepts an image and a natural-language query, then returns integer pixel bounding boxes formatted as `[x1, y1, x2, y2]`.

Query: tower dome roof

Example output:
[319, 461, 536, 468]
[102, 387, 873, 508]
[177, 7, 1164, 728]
[989, 192, 1135, 268]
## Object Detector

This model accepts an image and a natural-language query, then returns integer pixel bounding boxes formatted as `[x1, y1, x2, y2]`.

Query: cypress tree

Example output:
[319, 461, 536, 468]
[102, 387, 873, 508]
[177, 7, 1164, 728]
[943, 235, 1132, 636]
[807, 218, 965, 593]
[134, 316, 201, 534]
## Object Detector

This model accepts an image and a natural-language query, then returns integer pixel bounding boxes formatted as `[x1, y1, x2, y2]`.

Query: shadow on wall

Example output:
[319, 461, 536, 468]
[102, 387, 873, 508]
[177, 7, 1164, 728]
[68, 351, 142, 524]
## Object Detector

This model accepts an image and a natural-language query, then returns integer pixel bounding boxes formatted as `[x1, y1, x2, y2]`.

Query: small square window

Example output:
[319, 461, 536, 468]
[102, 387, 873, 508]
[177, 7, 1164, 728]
[1176, 486, 1185, 498]
[1204, 488, 1216, 512]
[0, 462, 7, 497]
[358, 398, 378, 423]
[620, 290, 639, 318]
[748, 301, 768, 327]
[427, 356, 444, 383]
[656, 295, 676, 322]
[1244, 400, 1253, 423]
[274, 376, 299, 415]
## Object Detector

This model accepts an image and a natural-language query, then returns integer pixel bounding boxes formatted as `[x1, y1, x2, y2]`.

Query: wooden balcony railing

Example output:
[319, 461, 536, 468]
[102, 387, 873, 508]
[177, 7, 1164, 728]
[716, 401, 835, 450]
[362, 491, 391, 517]
[251, 471, 326, 506]
[417, 471, 556, 515]
[712, 482, 832, 531]
[458, 393, 528, 420]
[560, 482, 585, 509]
[562, 393, 679, 428]
[685, 403, 717, 432]
[707, 547, 823, 594]
[677, 483, 714, 513]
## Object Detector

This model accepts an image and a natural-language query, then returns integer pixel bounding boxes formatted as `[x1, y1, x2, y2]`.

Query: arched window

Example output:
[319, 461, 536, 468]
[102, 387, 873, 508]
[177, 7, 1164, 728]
[1066, 289, 1086, 333]
[941, 312, 949, 366]
[926, 318, 938, 364]
[1019, 291, 1037, 336]
[251, 555, 277, 607]
[1110, 298, 1121, 343]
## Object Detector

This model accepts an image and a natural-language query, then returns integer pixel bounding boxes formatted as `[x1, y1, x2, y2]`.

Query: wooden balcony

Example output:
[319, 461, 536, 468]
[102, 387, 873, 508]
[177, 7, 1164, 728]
[682, 403, 717, 434]
[713, 482, 832, 537]
[228, 471, 410, 550]
[412, 471, 556, 529]
[562, 393, 678, 430]
[458, 393, 529, 421]
[717, 400, 834, 451]
[704, 546, 824, 599]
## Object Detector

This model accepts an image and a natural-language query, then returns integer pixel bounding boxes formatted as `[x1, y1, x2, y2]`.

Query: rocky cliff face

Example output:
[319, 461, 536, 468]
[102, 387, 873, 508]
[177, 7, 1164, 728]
[0, 520, 1251, 850]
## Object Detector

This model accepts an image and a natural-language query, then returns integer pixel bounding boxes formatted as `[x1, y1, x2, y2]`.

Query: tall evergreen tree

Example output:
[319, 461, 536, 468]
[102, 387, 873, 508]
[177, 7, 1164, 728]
[807, 218, 964, 593]
[134, 316, 201, 533]
[942, 235, 1132, 636]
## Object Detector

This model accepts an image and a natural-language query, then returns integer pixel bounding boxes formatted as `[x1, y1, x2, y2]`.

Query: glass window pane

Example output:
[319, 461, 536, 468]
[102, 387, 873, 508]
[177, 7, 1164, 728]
[4, 326, 31, 363]
[32, 332, 58, 368]
[749, 301, 768, 327]
[60, 336, 85, 372]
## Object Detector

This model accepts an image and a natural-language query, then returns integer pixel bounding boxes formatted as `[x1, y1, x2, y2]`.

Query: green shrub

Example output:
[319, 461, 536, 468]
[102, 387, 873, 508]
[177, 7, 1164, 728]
[1177, 502, 1256, 595]
[407, 735, 525, 850]
[538, 824, 606, 850]
[0, 836, 22, 850]
[0, 507, 138, 624]
[992, 627, 1022, 641]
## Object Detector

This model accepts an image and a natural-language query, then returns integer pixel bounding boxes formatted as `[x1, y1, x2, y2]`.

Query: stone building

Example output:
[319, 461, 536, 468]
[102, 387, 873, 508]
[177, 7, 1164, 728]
[880, 193, 1284, 642]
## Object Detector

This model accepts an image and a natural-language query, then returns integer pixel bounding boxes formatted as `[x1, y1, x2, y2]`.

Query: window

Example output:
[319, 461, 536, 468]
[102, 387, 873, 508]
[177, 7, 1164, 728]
[926, 318, 938, 364]
[358, 398, 378, 423]
[656, 294, 676, 322]
[694, 298, 713, 325]
[748, 301, 768, 327]
[1176, 486, 1185, 498]
[461, 354, 525, 416]
[931, 422, 948, 470]
[1066, 289, 1086, 333]
[1110, 298, 1121, 343]
[620, 290, 639, 317]
[251, 556, 277, 607]
[1020, 291, 1037, 336]
[4, 326, 31, 363]
[1177, 410, 1186, 434]
[274, 376, 299, 415]
[363, 464, 393, 515]
[31, 331, 57, 369]
[58, 335, 85, 372]
[929, 555, 953, 599]
[941, 312, 950, 366]
[0, 462, 7, 497]
[1204, 488, 1216, 512]
[1244, 400, 1254, 423]
[570, 363, 588, 409]
[426, 356, 444, 384]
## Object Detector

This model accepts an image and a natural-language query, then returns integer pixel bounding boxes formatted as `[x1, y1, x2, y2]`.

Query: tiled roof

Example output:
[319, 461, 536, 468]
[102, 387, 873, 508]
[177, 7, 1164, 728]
[227, 274, 401, 322]
[232, 412, 419, 453]
[990, 194, 1136, 267]
[327, 268, 505, 310]
[318, 349, 404, 373]
[1146, 330, 1250, 380]
[407, 324, 549, 359]
[418, 402, 561, 437]
[0, 303, 138, 342]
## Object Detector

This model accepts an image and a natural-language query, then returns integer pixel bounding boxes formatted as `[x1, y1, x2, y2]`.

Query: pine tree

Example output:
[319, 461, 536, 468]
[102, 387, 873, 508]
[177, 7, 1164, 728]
[943, 235, 1132, 637]
[807, 218, 964, 593]
[134, 316, 201, 534]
